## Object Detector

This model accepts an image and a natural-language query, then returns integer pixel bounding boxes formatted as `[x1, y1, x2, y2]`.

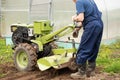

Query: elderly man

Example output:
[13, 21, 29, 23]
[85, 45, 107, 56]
[71, 0, 103, 78]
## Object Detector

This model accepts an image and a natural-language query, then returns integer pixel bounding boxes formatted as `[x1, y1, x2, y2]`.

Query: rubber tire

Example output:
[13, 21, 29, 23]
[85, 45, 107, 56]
[14, 43, 37, 71]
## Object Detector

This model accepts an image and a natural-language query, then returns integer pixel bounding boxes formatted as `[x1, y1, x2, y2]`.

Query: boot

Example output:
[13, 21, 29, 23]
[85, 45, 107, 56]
[70, 63, 86, 79]
[86, 61, 96, 77]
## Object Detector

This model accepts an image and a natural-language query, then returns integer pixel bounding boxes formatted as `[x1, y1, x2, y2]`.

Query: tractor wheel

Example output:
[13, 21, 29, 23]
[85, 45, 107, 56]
[14, 43, 37, 71]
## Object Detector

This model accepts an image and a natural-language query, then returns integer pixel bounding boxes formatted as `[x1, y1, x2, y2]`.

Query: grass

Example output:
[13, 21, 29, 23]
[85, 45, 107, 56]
[0, 38, 13, 64]
[97, 40, 120, 73]
[104, 61, 120, 73]
[0, 73, 6, 78]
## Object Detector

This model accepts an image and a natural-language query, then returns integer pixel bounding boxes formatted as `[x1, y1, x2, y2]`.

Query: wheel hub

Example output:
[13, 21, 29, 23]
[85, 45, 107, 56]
[16, 51, 28, 69]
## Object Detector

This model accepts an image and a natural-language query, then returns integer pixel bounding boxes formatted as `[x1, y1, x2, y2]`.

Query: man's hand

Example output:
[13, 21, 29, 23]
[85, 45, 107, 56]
[72, 15, 77, 21]
[72, 13, 84, 22]
[74, 21, 82, 28]
[72, 13, 83, 38]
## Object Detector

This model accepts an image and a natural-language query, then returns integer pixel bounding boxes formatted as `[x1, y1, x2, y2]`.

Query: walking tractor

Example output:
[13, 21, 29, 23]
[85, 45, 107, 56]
[11, 20, 78, 71]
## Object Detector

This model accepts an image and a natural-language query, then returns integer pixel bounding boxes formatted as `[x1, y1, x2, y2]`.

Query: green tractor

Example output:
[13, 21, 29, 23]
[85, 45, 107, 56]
[11, 20, 77, 71]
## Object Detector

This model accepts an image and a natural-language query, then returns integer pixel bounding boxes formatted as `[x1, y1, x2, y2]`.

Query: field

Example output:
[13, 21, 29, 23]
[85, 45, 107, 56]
[0, 38, 120, 80]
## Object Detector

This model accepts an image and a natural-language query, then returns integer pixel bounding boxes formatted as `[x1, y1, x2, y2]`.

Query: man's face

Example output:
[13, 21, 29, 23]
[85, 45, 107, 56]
[72, 0, 77, 3]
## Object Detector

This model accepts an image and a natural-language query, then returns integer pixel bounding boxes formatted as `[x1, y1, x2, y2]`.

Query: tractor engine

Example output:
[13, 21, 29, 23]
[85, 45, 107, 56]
[11, 24, 34, 46]
[11, 20, 53, 46]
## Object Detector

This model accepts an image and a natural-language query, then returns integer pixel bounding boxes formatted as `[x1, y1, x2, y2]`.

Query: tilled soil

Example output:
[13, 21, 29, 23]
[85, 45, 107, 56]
[0, 62, 120, 80]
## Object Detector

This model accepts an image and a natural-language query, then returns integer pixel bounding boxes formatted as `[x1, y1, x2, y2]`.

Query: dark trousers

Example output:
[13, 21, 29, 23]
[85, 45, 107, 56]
[76, 20, 103, 65]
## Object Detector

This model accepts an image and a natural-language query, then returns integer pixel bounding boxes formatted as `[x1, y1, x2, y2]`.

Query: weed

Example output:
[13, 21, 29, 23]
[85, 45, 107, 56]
[0, 73, 6, 78]
[97, 40, 120, 73]
[0, 38, 13, 64]
[104, 61, 120, 73]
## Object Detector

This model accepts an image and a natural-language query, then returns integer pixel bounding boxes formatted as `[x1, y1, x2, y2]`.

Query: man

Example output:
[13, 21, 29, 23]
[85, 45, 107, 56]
[71, 0, 103, 78]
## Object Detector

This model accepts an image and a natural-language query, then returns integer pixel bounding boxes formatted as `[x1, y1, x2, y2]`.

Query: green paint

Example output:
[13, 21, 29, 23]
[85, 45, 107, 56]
[16, 51, 28, 69]
[37, 48, 77, 71]
[31, 40, 43, 51]
[33, 20, 53, 35]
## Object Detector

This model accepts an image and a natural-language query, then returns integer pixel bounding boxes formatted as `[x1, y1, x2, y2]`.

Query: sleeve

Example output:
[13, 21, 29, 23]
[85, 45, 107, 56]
[76, 0, 85, 15]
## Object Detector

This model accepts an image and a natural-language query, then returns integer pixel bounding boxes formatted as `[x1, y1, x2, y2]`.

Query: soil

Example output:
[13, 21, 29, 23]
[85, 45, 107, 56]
[0, 62, 120, 80]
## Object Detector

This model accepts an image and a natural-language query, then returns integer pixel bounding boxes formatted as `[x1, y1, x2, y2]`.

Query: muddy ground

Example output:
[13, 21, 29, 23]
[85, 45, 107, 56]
[0, 62, 120, 80]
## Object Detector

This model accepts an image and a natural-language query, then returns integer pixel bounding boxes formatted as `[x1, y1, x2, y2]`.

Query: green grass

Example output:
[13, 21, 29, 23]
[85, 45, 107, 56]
[0, 38, 13, 64]
[0, 73, 6, 78]
[97, 40, 120, 73]
[104, 60, 120, 73]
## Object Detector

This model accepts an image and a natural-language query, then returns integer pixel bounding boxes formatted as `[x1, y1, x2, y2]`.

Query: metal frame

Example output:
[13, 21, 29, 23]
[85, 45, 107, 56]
[48, 0, 53, 21]
[29, 0, 53, 22]
[28, 0, 32, 23]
